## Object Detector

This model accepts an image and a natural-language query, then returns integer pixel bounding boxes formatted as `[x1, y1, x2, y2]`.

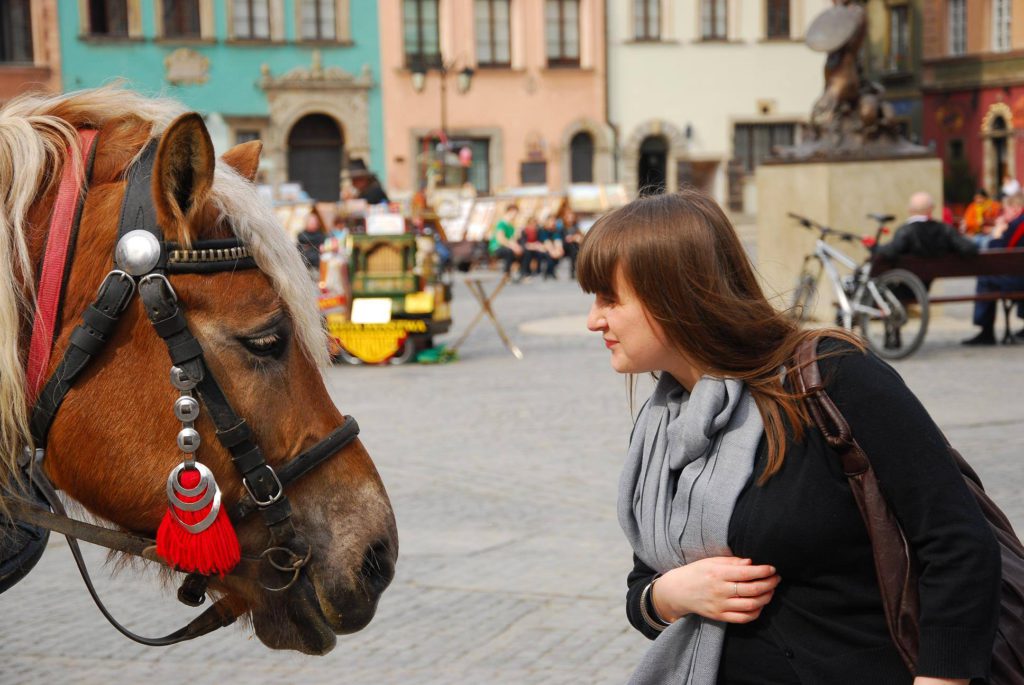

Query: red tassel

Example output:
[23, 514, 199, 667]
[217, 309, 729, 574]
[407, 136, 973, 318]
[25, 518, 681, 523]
[156, 466, 240, 576]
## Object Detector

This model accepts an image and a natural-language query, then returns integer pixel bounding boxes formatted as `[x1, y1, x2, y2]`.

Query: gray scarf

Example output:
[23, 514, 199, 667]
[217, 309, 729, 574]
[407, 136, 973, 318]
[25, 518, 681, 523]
[618, 373, 764, 685]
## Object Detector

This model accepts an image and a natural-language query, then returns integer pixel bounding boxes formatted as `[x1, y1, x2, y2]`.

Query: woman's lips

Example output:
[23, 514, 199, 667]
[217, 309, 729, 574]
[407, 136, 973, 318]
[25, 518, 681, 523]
[604, 339, 618, 349]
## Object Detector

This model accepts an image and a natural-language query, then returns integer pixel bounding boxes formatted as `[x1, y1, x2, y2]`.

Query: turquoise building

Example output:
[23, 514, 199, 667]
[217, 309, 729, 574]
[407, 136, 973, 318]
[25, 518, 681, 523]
[59, 1, 383, 201]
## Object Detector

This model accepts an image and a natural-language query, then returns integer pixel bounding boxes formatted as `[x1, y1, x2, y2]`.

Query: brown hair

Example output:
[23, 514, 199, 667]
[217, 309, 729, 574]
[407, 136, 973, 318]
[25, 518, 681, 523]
[577, 189, 863, 483]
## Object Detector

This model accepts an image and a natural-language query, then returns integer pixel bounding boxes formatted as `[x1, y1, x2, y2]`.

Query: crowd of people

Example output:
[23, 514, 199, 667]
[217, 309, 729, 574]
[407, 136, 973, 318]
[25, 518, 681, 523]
[487, 204, 583, 283]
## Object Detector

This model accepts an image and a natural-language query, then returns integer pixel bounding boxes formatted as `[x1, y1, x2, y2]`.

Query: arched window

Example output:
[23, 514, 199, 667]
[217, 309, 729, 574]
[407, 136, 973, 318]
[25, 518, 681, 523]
[287, 114, 344, 201]
[638, 135, 668, 196]
[570, 131, 594, 183]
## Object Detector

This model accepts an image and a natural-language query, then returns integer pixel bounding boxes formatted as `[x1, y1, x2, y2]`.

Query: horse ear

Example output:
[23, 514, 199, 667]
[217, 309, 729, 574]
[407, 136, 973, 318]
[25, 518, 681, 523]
[152, 112, 215, 241]
[220, 140, 262, 182]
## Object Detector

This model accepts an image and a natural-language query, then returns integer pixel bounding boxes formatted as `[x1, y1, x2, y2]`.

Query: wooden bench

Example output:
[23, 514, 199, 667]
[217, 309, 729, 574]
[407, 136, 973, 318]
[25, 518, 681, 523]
[873, 248, 1024, 343]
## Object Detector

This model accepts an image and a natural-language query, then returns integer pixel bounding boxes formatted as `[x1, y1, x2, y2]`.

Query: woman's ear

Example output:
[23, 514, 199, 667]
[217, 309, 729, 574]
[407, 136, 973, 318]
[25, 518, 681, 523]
[152, 112, 215, 243]
[220, 140, 262, 182]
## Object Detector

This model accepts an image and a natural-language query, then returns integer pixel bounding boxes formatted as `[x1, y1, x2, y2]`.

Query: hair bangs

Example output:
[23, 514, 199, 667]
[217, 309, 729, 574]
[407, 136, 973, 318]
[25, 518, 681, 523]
[577, 207, 641, 296]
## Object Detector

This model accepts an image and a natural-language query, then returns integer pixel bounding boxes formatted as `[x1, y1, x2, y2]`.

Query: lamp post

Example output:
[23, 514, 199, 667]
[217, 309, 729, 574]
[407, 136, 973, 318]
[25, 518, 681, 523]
[411, 57, 474, 188]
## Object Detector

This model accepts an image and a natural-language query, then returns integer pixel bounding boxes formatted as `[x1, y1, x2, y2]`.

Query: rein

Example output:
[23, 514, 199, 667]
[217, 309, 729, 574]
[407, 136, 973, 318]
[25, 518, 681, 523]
[6, 131, 360, 645]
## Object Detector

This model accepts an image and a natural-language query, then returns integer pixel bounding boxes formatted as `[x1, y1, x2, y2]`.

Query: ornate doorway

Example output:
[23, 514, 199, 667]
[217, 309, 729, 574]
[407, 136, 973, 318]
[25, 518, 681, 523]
[287, 113, 344, 201]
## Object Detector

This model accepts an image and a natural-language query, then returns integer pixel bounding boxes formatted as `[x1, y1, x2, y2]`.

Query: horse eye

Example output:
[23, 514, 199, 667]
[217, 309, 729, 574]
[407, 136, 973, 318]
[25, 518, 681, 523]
[241, 331, 287, 359]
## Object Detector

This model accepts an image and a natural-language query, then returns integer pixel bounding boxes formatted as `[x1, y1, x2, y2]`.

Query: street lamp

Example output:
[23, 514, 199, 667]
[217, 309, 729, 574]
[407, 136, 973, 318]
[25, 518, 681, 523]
[409, 56, 474, 188]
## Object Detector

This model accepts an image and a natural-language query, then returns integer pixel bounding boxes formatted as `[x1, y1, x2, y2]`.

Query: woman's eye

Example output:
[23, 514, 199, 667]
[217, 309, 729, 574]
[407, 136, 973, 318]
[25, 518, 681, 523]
[241, 332, 287, 359]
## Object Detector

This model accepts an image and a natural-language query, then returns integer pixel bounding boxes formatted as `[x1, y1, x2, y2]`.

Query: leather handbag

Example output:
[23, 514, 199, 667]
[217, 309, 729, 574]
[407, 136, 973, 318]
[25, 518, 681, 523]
[792, 338, 1024, 682]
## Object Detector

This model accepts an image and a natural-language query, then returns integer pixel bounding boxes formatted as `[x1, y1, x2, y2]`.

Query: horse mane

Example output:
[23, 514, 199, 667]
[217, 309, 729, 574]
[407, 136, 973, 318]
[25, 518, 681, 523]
[0, 86, 328, 497]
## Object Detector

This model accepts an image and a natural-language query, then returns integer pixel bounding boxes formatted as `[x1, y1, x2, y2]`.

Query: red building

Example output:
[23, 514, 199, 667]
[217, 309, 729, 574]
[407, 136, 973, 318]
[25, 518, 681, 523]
[921, 0, 1024, 205]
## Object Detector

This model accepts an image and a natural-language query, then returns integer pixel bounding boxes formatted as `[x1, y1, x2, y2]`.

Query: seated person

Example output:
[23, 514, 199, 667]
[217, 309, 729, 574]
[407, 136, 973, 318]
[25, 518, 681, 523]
[876, 191, 977, 290]
[519, 216, 547, 281]
[960, 188, 1001, 242]
[963, 192, 1024, 346]
[488, 204, 523, 277]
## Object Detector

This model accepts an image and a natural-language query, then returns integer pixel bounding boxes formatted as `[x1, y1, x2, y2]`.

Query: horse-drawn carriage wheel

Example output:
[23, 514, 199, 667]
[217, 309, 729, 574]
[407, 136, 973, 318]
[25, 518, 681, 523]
[388, 338, 418, 365]
[334, 347, 364, 366]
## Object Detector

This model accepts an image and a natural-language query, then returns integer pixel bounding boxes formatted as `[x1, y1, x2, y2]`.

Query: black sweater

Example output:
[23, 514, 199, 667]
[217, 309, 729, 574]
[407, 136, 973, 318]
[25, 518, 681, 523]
[625, 343, 1001, 684]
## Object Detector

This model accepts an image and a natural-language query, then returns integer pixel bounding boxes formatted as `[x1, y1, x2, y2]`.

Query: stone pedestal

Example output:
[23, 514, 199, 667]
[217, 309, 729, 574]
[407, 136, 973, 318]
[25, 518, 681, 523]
[755, 156, 943, 322]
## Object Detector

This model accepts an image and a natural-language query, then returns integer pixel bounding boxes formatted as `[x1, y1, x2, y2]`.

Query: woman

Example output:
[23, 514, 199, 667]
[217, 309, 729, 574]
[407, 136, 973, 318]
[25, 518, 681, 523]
[578, 191, 1001, 685]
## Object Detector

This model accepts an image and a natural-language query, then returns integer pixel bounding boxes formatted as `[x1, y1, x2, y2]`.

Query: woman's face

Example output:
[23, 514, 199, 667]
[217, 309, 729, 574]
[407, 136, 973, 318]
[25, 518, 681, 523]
[586, 267, 677, 375]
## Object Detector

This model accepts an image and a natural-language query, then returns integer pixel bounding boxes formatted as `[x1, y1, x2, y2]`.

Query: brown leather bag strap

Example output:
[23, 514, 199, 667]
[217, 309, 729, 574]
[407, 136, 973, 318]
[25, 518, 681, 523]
[791, 335, 921, 671]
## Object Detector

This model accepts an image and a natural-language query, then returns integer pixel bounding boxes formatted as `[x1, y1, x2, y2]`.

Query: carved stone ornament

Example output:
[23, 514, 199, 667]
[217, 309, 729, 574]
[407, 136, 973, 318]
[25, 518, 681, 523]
[165, 48, 210, 86]
[260, 50, 374, 92]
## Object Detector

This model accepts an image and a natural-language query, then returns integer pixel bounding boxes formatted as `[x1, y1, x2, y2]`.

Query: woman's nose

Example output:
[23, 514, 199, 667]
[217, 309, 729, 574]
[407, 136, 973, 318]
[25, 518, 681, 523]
[586, 303, 605, 332]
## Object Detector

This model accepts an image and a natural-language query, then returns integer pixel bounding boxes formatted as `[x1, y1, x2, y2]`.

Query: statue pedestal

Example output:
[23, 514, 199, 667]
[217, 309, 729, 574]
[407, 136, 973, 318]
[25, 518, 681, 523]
[755, 156, 942, 322]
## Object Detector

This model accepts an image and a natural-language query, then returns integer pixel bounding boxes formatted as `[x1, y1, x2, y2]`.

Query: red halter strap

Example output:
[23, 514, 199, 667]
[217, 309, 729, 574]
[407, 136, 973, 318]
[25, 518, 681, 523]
[26, 129, 99, 403]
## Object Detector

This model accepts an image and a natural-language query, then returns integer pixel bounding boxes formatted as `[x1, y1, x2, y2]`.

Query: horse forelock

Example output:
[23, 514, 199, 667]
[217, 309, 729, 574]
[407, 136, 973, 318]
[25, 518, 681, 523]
[209, 166, 330, 368]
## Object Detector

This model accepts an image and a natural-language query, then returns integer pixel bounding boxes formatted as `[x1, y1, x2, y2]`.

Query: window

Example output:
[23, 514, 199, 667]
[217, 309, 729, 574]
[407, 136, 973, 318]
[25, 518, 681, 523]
[570, 132, 594, 183]
[233, 0, 271, 40]
[163, 0, 201, 39]
[0, 0, 33, 63]
[418, 137, 491, 193]
[634, 0, 660, 41]
[404, 0, 441, 68]
[887, 5, 909, 72]
[701, 0, 727, 40]
[765, 0, 789, 39]
[545, 0, 580, 67]
[948, 0, 966, 56]
[993, 0, 1011, 52]
[88, 0, 129, 37]
[733, 122, 795, 174]
[236, 129, 261, 144]
[521, 160, 548, 185]
[475, 0, 511, 67]
[300, 0, 336, 41]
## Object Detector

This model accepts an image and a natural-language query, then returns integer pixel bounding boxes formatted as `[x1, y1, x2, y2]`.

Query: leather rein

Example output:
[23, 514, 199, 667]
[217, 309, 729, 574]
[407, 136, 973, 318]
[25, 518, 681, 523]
[6, 132, 361, 645]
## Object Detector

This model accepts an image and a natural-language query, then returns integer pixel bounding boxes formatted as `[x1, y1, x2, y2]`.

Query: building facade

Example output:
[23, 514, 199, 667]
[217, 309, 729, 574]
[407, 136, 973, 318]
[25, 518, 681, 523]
[379, 0, 610, 196]
[59, 0, 384, 201]
[607, 0, 831, 212]
[0, 0, 62, 102]
[864, 0, 926, 144]
[920, 0, 1024, 204]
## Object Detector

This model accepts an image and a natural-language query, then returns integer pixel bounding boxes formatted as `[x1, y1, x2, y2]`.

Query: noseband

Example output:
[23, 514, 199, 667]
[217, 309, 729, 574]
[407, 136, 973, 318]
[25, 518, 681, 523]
[7, 134, 361, 645]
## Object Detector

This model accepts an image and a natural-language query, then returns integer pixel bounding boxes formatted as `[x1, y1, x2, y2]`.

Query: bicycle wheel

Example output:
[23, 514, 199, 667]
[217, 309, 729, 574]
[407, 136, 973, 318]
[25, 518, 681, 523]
[790, 273, 818, 322]
[857, 269, 930, 360]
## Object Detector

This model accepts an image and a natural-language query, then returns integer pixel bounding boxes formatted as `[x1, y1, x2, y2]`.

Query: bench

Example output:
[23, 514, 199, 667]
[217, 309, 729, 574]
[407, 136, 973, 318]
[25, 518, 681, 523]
[873, 248, 1024, 343]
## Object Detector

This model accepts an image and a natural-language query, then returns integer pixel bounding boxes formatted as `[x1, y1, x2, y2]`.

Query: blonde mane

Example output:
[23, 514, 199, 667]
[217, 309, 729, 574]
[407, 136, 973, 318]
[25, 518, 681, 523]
[0, 86, 327, 495]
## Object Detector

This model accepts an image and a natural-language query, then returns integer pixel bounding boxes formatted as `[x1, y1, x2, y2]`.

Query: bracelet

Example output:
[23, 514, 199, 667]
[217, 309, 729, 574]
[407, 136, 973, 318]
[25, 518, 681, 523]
[640, 574, 672, 632]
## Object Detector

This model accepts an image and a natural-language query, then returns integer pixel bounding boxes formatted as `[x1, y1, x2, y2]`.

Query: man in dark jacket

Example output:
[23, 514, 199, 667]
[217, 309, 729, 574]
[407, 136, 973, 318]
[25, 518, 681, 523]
[964, 192, 1024, 345]
[348, 158, 390, 205]
[876, 191, 977, 262]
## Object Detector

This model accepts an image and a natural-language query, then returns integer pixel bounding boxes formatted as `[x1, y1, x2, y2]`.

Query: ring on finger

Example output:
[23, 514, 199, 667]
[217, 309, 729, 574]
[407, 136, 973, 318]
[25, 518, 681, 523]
[733, 582, 739, 597]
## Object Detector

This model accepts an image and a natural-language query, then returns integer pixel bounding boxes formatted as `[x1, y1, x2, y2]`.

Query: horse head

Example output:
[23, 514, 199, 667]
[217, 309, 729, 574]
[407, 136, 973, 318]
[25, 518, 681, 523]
[8, 91, 397, 654]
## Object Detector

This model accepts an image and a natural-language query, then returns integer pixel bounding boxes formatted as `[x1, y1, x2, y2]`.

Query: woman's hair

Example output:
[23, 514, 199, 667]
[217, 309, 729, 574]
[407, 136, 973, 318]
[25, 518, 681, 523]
[577, 189, 863, 483]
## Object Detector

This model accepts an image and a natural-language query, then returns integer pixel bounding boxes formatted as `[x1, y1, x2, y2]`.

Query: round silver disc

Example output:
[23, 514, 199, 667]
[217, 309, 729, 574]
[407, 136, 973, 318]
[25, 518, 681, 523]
[174, 396, 200, 423]
[114, 229, 162, 276]
[170, 366, 197, 391]
[177, 427, 201, 453]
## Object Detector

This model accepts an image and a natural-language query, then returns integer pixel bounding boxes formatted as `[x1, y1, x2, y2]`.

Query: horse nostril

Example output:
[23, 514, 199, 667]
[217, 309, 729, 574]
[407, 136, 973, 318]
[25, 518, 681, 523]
[358, 539, 395, 597]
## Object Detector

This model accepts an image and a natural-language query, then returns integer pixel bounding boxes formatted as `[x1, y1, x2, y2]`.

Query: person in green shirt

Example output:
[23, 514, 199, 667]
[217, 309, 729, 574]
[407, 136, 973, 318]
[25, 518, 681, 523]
[489, 204, 522, 277]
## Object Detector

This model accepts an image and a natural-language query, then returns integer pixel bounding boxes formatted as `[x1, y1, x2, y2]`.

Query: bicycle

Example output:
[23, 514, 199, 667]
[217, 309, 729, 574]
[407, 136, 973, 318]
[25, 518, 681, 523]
[789, 212, 930, 360]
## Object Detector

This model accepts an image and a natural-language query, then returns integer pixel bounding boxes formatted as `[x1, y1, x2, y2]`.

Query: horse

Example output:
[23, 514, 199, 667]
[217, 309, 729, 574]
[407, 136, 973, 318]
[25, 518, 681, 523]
[0, 86, 397, 654]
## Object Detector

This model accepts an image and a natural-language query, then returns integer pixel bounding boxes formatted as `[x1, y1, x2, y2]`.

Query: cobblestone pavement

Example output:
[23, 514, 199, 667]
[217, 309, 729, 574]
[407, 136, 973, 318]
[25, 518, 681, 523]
[2, 264, 1022, 685]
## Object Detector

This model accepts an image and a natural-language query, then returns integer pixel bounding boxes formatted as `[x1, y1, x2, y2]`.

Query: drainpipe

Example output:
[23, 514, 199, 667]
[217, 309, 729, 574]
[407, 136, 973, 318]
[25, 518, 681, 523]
[604, 0, 620, 183]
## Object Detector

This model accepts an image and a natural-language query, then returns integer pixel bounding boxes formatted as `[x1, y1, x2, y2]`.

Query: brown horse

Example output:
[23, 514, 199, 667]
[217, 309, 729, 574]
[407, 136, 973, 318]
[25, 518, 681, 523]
[0, 87, 397, 654]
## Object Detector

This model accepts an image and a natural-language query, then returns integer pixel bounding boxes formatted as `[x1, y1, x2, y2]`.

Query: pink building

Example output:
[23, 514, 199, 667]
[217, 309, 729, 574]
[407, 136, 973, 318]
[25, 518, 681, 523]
[379, 0, 611, 195]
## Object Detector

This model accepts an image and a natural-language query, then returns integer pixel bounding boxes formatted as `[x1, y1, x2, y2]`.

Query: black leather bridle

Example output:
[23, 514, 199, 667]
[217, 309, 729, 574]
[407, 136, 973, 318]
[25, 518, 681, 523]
[7, 136, 361, 645]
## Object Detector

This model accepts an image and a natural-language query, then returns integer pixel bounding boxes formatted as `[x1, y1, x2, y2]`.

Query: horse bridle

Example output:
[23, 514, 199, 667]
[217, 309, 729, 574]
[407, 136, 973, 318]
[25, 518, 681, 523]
[7, 134, 362, 645]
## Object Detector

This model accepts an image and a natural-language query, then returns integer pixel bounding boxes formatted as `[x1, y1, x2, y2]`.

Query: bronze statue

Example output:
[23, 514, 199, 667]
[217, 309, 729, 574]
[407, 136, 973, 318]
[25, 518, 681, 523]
[775, 0, 926, 160]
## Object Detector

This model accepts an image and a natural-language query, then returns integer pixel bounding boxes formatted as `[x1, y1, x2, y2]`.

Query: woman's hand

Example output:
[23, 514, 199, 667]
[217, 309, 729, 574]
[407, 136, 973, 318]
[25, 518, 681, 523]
[913, 679, 968, 685]
[651, 557, 780, 624]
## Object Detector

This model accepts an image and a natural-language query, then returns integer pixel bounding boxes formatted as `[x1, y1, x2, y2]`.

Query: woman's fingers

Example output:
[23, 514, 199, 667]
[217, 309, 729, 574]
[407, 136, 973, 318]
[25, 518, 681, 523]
[723, 589, 776, 613]
[723, 564, 777, 582]
[731, 575, 782, 598]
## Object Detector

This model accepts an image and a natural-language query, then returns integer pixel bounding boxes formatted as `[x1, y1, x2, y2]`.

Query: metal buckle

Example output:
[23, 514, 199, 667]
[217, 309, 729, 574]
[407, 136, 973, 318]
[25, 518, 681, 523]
[97, 269, 136, 306]
[138, 272, 177, 304]
[242, 467, 285, 507]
